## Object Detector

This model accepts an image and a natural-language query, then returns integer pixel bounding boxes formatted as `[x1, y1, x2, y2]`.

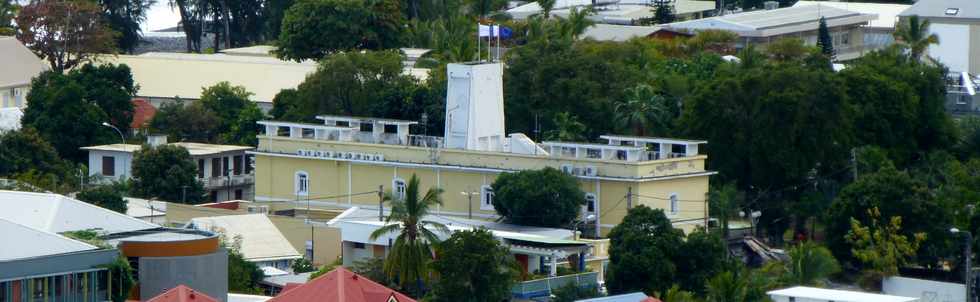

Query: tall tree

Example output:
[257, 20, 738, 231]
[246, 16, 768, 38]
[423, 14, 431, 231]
[616, 84, 673, 137]
[148, 101, 220, 143]
[77, 185, 128, 214]
[369, 174, 449, 295]
[168, 0, 202, 52]
[709, 182, 739, 237]
[200, 82, 253, 136]
[675, 229, 728, 294]
[0, 0, 17, 35]
[0, 127, 66, 178]
[21, 72, 114, 162]
[543, 112, 586, 141]
[262, 0, 294, 40]
[68, 63, 138, 135]
[276, 0, 402, 61]
[491, 167, 586, 228]
[131, 144, 206, 203]
[845, 208, 925, 290]
[606, 205, 684, 295]
[467, 0, 505, 19]
[893, 15, 939, 61]
[705, 271, 748, 302]
[16, 0, 116, 71]
[98, 0, 154, 53]
[816, 17, 834, 59]
[652, 0, 675, 24]
[537, 0, 556, 19]
[428, 228, 518, 302]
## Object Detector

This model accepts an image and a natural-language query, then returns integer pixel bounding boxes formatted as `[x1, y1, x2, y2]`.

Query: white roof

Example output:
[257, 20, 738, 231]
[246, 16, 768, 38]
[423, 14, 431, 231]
[899, 0, 980, 20]
[768, 286, 919, 302]
[125, 197, 168, 218]
[0, 37, 48, 89]
[794, 1, 909, 28]
[0, 218, 98, 261]
[188, 214, 302, 262]
[0, 190, 160, 234]
[582, 24, 662, 42]
[0, 107, 23, 133]
[665, 5, 876, 37]
[508, 0, 715, 20]
[82, 142, 253, 156]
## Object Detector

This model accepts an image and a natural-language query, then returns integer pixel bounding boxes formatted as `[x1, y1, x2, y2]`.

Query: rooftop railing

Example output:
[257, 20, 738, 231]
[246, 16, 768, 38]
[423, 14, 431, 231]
[511, 272, 599, 299]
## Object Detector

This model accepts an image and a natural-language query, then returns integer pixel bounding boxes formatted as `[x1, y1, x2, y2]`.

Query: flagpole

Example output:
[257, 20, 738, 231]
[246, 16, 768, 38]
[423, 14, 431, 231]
[477, 23, 481, 62]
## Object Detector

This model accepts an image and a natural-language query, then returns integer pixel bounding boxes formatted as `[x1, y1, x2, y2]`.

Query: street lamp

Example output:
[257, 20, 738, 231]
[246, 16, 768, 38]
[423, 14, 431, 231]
[461, 189, 478, 219]
[101, 122, 127, 180]
[952, 227, 973, 302]
[573, 214, 596, 240]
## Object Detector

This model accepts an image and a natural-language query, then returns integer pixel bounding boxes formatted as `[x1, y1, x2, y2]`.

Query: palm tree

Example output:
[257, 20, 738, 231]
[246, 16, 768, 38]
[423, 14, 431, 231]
[544, 112, 586, 141]
[893, 15, 939, 61]
[537, 0, 557, 19]
[558, 6, 595, 40]
[369, 174, 449, 293]
[781, 241, 841, 286]
[709, 182, 739, 238]
[705, 271, 749, 302]
[615, 84, 672, 136]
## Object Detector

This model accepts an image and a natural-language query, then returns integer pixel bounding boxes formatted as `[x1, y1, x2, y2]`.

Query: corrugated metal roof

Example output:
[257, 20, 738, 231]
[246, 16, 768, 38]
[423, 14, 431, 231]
[666, 5, 876, 36]
[899, 0, 980, 20]
[0, 190, 160, 234]
[581, 24, 663, 42]
[768, 286, 918, 302]
[0, 37, 48, 89]
[794, 1, 910, 28]
[0, 218, 98, 261]
[189, 214, 301, 262]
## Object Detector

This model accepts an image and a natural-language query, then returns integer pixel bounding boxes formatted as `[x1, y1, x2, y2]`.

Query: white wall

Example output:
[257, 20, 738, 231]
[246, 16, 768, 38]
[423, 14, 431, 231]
[341, 241, 378, 267]
[929, 22, 971, 73]
[87, 150, 133, 181]
[883, 276, 965, 302]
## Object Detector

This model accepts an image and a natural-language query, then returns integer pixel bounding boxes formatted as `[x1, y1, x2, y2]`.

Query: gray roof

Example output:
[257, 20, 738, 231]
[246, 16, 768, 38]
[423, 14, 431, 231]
[260, 272, 312, 287]
[0, 37, 48, 89]
[665, 5, 876, 37]
[0, 190, 160, 234]
[899, 0, 980, 20]
[0, 218, 98, 261]
[581, 24, 663, 42]
[576, 292, 652, 302]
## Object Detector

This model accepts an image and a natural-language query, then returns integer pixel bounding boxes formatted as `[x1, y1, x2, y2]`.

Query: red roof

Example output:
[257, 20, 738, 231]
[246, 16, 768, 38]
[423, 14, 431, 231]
[146, 285, 219, 302]
[642, 297, 663, 302]
[267, 267, 415, 302]
[131, 98, 157, 129]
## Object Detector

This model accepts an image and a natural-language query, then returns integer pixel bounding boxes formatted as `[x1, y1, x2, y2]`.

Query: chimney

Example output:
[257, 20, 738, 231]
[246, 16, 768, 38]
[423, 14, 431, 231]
[444, 62, 506, 152]
[147, 134, 168, 147]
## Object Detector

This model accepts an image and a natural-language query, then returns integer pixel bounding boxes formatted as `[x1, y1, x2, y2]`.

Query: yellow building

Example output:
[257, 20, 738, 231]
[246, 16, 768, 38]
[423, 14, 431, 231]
[251, 62, 714, 236]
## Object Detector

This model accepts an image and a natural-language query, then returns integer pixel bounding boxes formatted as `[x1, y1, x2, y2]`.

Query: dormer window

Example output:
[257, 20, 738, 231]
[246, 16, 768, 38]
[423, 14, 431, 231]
[946, 8, 959, 16]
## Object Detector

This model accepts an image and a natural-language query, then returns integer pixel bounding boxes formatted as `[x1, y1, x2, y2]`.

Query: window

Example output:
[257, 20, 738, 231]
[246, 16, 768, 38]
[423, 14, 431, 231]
[560, 164, 574, 174]
[233, 155, 243, 175]
[586, 148, 601, 159]
[295, 171, 310, 196]
[393, 178, 407, 200]
[335, 121, 350, 127]
[585, 193, 596, 213]
[353, 242, 366, 249]
[669, 193, 679, 215]
[384, 124, 398, 133]
[222, 157, 230, 176]
[305, 240, 313, 259]
[102, 156, 115, 176]
[197, 159, 205, 178]
[616, 150, 627, 160]
[234, 189, 243, 200]
[945, 8, 959, 16]
[480, 185, 494, 210]
[360, 123, 374, 132]
[244, 155, 254, 174]
[211, 158, 221, 178]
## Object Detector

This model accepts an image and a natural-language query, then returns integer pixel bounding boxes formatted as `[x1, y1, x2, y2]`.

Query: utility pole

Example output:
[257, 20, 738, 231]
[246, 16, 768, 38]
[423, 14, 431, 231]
[461, 188, 476, 219]
[626, 187, 632, 210]
[378, 185, 384, 221]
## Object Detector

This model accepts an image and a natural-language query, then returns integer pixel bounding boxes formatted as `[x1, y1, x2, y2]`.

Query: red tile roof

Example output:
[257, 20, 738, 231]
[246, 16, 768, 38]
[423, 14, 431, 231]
[146, 285, 219, 302]
[267, 267, 415, 302]
[131, 98, 157, 129]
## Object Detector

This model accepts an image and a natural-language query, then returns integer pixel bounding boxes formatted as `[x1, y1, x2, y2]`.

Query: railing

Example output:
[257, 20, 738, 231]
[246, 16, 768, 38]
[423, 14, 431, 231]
[511, 272, 599, 299]
[408, 135, 443, 148]
[201, 174, 255, 188]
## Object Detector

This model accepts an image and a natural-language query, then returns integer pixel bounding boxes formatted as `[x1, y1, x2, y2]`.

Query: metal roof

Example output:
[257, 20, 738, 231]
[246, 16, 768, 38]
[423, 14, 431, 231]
[899, 0, 980, 20]
[794, 1, 910, 29]
[577, 292, 658, 302]
[666, 5, 876, 37]
[188, 214, 302, 262]
[768, 286, 919, 302]
[508, 0, 715, 20]
[581, 24, 663, 42]
[0, 190, 159, 234]
[0, 37, 48, 89]
[81, 142, 253, 156]
[0, 218, 98, 261]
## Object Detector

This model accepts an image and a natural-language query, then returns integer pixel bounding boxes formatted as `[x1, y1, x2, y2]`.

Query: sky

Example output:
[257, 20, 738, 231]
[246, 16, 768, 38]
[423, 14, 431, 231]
[144, 1, 182, 32]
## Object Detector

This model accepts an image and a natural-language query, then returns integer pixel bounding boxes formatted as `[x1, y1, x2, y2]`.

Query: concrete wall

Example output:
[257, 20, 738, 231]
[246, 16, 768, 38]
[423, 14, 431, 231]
[138, 248, 228, 302]
[929, 22, 971, 73]
[87, 150, 134, 182]
[882, 276, 965, 302]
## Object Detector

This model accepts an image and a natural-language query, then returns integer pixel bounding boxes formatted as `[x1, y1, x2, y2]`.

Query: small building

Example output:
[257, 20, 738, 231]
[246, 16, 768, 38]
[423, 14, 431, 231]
[187, 214, 303, 270]
[0, 37, 48, 109]
[663, 5, 877, 60]
[507, 0, 716, 25]
[81, 136, 255, 202]
[794, 1, 910, 51]
[266, 267, 415, 302]
[768, 286, 919, 302]
[899, 0, 980, 75]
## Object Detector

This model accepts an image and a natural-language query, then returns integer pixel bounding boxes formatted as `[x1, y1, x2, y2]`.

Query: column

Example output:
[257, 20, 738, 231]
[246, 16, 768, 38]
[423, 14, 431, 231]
[550, 254, 558, 277]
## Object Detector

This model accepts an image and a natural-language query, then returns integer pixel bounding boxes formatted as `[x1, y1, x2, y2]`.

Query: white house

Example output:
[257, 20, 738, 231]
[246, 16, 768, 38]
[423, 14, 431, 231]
[81, 136, 255, 202]
[0, 37, 48, 109]
[899, 0, 980, 74]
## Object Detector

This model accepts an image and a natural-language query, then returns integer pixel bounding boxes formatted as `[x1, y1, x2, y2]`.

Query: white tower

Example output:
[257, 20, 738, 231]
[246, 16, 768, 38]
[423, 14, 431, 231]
[444, 62, 506, 151]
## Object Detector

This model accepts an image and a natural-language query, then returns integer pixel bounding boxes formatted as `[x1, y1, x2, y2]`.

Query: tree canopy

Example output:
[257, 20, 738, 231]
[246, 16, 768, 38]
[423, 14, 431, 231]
[606, 206, 685, 295]
[428, 228, 518, 301]
[491, 167, 585, 228]
[276, 0, 402, 61]
[77, 185, 128, 214]
[16, 0, 116, 71]
[131, 145, 206, 203]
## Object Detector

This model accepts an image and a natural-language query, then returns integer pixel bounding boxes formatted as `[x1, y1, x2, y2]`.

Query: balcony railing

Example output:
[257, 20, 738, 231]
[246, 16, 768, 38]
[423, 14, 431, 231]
[511, 272, 599, 299]
[201, 174, 254, 188]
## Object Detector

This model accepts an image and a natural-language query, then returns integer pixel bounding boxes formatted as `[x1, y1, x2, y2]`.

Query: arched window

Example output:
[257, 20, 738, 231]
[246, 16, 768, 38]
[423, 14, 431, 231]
[669, 193, 679, 215]
[393, 178, 407, 200]
[295, 171, 309, 196]
[480, 185, 494, 210]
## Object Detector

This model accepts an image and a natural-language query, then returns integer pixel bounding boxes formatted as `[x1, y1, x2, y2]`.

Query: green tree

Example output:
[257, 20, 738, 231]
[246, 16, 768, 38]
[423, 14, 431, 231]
[652, 0, 675, 24]
[781, 241, 840, 286]
[130, 145, 206, 203]
[816, 17, 834, 59]
[0, 127, 65, 177]
[675, 229, 728, 294]
[276, 0, 402, 61]
[467, 0, 506, 19]
[428, 228, 518, 302]
[77, 186, 128, 214]
[845, 208, 925, 290]
[543, 112, 586, 141]
[69, 63, 138, 135]
[705, 271, 748, 302]
[102, 256, 136, 302]
[0, 0, 18, 35]
[606, 205, 684, 295]
[616, 84, 674, 137]
[491, 167, 585, 228]
[659, 285, 698, 302]
[955, 116, 980, 159]
[291, 258, 315, 273]
[308, 257, 343, 280]
[98, 0, 154, 53]
[227, 238, 264, 294]
[709, 182, 739, 237]
[200, 82, 254, 136]
[149, 101, 221, 143]
[21, 72, 114, 162]
[224, 104, 265, 146]
[263, 0, 295, 40]
[537, 0, 556, 19]
[893, 15, 939, 61]
[15, 0, 116, 71]
[369, 174, 449, 294]
[551, 282, 600, 302]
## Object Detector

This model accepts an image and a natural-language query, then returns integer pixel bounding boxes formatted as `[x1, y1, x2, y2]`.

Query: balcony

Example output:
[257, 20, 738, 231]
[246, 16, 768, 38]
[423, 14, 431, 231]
[511, 272, 599, 299]
[201, 174, 254, 188]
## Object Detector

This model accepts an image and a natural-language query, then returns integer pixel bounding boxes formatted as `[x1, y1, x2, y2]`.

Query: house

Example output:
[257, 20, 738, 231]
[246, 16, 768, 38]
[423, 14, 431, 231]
[266, 267, 415, 302]
[147, 285, 220, 302]
[81, 135, 254, 202]
[187, 214, 303, 271]
[768, 286, 919, 302]
[899, 0, 980, 75]
[507, 0, 716, 25]
[794, 1, 910, 50]
[0, 37, 48, 109]
[251, 62, 715, 238]
[663, 5, 877, 60]
[0, 190, 229, 301]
